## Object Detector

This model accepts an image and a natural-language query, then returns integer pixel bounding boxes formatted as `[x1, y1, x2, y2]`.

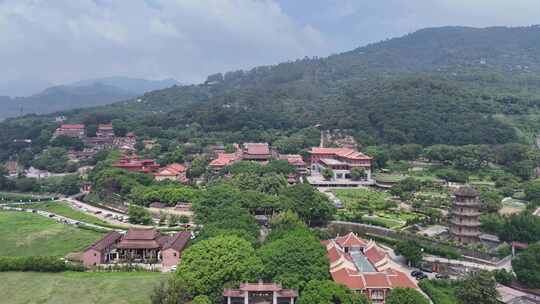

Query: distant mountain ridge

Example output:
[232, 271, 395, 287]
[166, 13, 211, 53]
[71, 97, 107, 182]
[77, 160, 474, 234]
[0, 77, 180, 120]
[4, 26, 540, 147]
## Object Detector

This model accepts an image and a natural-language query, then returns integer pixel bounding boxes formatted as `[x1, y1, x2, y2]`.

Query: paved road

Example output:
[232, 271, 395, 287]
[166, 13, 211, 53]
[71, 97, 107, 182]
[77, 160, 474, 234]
[61, 196, 131, 226]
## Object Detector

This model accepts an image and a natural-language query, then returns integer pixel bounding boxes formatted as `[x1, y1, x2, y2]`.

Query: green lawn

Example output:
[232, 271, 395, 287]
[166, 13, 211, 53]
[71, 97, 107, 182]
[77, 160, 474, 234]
[0, 211, 104, 256]
[0, 271, 164, 304]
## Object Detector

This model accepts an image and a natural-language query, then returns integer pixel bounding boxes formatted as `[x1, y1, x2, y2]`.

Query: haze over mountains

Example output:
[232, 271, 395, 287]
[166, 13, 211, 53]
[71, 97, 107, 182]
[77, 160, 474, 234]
[4, 26, 540, 147]
[0, 77, 180, 120]
[39, 25, 538, 146]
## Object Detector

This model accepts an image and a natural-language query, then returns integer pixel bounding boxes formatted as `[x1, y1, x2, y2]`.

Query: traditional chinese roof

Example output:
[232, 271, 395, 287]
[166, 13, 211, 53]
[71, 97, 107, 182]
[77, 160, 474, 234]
[85, 231, 122, 252]
[124, 228, 159, 240]
[364, 243, 387, 265]
[454, 185, 479, 197]
[335, 232, 368, 248]
[60, 124, 85, 129]
[330, 268, 365, 290]
[309, 147, 372, 160]
[325, 234, 417, 292]
[243, 143, 270, 155]
[210, 153, 240, 167]
[224, 282, 298, 298]
[279, 154, 306, 166]
[155, 163, 187, 176]
[163, 231, 191, 252]
[117, 228, 164, 249]
[98, 123, 113, 130]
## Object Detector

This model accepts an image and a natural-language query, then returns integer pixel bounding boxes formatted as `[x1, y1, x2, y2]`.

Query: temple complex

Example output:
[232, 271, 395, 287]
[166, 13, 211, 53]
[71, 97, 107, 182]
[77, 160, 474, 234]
[324, 232, 418, 303]
[83, 228, 191, 270]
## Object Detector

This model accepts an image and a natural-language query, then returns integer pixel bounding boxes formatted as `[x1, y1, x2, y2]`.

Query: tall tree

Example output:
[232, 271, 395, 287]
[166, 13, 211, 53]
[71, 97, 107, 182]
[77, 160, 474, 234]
[512, 242, 540, 288]
[456, 270, 499, 304]
[176, 235, 263, 302]
[258, 228, 329, 290]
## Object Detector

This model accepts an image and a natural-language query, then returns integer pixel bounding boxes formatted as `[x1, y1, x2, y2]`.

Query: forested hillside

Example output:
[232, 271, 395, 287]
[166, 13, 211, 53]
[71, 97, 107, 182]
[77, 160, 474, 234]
[3, 26, 540, 161]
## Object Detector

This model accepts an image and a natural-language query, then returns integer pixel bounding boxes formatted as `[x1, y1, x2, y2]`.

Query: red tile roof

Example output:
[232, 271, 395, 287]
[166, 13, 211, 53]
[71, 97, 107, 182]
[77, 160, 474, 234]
[155, 163, 187, 176]
[363, 273, 390, 288]
[239, 283, 283, 292]
[163, 231, 191, 252]
[331, 268, 365, 290]
[244, 143, 270, 155]
[335, 232, 368, 248]
[386, 269, 417, 289]
[124, 228, 159, 240]
[210, 153, 239, 167]
[60, 124, 85, 129]
[364, 245, 386, 265]
[279, 154, 306, 166]
[327, 245, 343, 263]
[309, 147, 372, 160]
[85, 231, 122, 252]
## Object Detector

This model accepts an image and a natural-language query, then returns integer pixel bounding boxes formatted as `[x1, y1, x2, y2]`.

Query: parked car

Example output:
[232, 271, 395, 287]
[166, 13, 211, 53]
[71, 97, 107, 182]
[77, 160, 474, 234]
[48, 214, 55, 218]
[435, 273, 450, 279]
[411, 270, 423, 277]
[94, 211, 102, 215]
[415, 273, 428, 280]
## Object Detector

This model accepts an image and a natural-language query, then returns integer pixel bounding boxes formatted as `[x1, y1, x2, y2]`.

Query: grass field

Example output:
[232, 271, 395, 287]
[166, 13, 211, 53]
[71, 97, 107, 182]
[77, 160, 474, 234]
[0, 271, 164, 304]
[0, 211, 104, 256]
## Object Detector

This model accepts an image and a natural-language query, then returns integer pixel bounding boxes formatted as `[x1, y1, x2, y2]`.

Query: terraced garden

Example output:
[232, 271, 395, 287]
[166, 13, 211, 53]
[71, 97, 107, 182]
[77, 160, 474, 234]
[333, 188, 424, 229]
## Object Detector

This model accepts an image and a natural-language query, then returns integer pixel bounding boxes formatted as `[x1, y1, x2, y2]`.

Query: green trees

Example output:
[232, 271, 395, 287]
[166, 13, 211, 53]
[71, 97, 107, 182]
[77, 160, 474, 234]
[322, 168, 334, 180]
[280, 184, 336, 226]
[128, 205, 153, 225]
[512, 242, 540, 288]
[479, 191, 503, 213]
[112, 119, 128, 137]
[499, 213, 540, 243]
[33, 147, 72, 173]
[258, 227, 329, 290]
[396, 240, 423, 267]
[150, 279, 190, 304]
[456, 270, 499, 304]
[525, 179, 540, 204]
[350, 167, 367, 181]
[175, 235, 263, 302]
[386, 288, 429, 304]
[50, 135, 84, 151]
[298, 280, 370, 304]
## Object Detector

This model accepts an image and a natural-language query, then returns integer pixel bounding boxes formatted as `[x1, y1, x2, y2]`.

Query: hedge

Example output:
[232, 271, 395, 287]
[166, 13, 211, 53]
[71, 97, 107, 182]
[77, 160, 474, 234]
[0, 256, 84, 272]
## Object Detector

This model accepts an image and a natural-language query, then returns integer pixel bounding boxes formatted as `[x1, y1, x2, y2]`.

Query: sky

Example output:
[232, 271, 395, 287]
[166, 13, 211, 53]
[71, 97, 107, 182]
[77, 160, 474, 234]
[1, 0, 540, 96]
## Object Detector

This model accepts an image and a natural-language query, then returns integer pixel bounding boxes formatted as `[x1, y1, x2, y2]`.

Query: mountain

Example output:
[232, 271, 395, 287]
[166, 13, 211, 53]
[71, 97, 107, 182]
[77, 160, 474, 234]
[68, 77, 180, 95]
[3, 26, 540, 155]
[0, 77, 180, 120]
[59, 26, 538, 144]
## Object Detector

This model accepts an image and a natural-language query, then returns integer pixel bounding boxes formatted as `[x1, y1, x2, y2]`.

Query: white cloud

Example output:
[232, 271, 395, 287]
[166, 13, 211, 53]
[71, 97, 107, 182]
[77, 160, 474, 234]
[0, 0, 329, 85]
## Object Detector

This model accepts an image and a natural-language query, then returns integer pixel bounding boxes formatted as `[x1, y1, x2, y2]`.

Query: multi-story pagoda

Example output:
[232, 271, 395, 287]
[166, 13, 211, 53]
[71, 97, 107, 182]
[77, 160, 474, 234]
[450, 185, 481, 244]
